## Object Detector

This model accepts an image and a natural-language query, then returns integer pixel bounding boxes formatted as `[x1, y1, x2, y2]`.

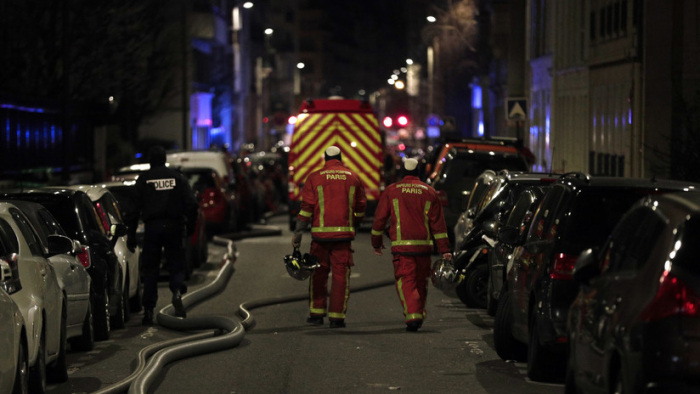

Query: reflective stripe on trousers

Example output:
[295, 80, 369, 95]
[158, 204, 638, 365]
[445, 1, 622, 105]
[392, 254, 431, 323]
[308, 241, 353, 320]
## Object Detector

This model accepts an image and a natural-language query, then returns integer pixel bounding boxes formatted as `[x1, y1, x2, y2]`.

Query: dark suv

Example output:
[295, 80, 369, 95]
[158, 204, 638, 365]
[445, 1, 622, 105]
[493, 173, 699, 382]
[430, 148, 529, 245]
[567, 191, 700, 394]
[0, 189, 122, 341]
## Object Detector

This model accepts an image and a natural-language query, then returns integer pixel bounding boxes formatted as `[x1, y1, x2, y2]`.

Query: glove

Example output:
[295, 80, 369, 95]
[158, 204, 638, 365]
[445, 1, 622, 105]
[373, 244, 385, 256]
[292, 232, 302, 249]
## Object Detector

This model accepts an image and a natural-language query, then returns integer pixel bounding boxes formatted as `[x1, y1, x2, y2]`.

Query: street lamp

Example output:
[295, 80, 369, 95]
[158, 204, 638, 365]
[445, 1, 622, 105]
[296, 62, 305, 69]
[427, 15, 436, 23]
[243, 2, 253, 8]
[264, 28, 274, 35]
[406, 59, 413, 65]
[395, 81, 405, 90]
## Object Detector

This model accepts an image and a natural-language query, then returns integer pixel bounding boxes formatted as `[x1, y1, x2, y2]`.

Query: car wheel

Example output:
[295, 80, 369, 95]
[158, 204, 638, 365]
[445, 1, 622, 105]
[493, 290, 527, 361]
[130, 273, 143, 313]
[28, 328, 47, 394]
[110, 272, 126, 329]
[69, 300, 94, 351]
[93, 284, 110, 341]
[527, 307, 565, 382]
[46, 306, 68, 383]
[12, 337, 28, 394]
[486, 279, 498, 316]
[565, 341, 579, 394]
[464, 264, 488, 309]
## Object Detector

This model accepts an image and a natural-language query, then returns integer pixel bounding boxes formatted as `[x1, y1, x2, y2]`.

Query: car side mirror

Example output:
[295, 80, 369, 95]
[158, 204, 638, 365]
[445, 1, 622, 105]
[466, 208, 476, 220]
[71, 239, 82, 255]
[47, 234, 74, 257]
[498, 226, 521, 245]
[111, 223, 127, 238]
[0, 254, 21, 294]
[573, 248, 601, 286]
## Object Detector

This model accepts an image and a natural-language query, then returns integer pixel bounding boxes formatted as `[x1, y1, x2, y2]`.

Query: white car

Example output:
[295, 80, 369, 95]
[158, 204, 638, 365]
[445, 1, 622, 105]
[64, 185, 141, 327]
[0, 259, 28, 394]
[10, 200, 94, 351]
[0, 202, 74, 392]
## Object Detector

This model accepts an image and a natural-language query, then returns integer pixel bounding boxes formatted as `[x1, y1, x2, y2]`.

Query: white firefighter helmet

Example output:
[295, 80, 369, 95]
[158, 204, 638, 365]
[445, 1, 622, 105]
[284, 249, 320, 281]
[431, 258, 459, 295]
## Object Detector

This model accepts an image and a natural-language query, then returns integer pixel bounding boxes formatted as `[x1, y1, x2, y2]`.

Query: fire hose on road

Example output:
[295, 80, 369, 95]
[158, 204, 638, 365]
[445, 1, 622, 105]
[92, 236, 395, 394]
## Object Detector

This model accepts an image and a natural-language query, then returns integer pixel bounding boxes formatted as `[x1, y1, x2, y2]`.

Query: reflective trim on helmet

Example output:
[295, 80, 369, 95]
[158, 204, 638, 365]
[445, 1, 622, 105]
[433, 233, 448, 239]
[354, 212, 365, 217]
[393, 199, 401, 242]
[348, 186, 355, 225]
[396, 278, 408, 317]
[371, 229, 383, 236]
[317, 186, 325, 227]
[391, 240, 434, 246]
[406, 313, 423, 321]
[311, 226, 355, 233]
[299, 210, 312, 218]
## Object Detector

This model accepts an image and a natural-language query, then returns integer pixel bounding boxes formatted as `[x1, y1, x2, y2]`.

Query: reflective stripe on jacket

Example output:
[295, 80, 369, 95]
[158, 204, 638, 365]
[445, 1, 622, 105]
[370, 175, 450, 255]
[298, 159, 367, 241]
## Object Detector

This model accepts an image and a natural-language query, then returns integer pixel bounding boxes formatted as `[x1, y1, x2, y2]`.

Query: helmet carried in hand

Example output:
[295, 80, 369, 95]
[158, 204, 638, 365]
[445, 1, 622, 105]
[284, 248, 320, 281]
[431, 258, 459, 295]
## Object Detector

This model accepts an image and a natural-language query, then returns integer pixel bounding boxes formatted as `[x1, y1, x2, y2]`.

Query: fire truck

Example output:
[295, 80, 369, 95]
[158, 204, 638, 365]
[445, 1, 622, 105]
[287, 98, 384, 230]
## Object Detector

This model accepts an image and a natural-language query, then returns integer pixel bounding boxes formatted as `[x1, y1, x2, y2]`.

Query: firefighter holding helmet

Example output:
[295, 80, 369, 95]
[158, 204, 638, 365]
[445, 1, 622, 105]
[371, 158, 452, 332]
[291, 146, 367, 328]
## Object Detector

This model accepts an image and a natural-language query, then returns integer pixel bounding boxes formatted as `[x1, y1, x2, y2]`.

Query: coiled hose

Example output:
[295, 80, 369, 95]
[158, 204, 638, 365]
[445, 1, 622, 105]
[92, 237, 394, 394]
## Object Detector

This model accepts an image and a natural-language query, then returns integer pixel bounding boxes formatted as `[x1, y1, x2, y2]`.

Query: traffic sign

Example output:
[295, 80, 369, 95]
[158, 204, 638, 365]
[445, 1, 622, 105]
[506, 98, 528, 120]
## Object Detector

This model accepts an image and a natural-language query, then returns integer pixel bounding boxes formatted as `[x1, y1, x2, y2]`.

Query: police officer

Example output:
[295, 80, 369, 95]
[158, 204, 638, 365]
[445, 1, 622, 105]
[371, 158, 452, 332]
[291, 146, 367, 328]
[127, 145, 199, 325]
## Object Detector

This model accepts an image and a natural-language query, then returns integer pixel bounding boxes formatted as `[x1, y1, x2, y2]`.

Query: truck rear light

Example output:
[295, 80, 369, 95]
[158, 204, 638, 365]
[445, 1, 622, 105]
[640, 271, 700, 322]
[437, 190, 449, 206]
[549, 253, 577, 280]
[78, 246, 91, 268]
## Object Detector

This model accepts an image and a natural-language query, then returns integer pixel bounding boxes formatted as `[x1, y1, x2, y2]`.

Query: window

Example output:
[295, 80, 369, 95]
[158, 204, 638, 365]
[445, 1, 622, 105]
[37, 210, 67, 237]
[621, 0, 628, 31]
[10, 208, 44, 256]
[0, 218, 19, 254]
[614, 2, 620, 33]
[527, 188, 564, 243]
[506, 189, 542, 238]
[600, 8, 606, 38]
[590, 11, 597, 41]
[605, 207, 665, 273]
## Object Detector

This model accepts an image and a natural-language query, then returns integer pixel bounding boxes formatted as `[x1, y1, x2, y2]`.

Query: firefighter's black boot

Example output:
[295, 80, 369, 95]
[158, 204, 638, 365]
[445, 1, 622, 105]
[329, 320, 346, 329]
[306, 315, 324, 325]
[172, 291, 186, 318]
[142, 309, 154, 326]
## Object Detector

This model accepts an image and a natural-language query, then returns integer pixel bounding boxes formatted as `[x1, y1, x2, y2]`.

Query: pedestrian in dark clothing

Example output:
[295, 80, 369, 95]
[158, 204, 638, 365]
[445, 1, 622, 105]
[126, 145, 199, 325]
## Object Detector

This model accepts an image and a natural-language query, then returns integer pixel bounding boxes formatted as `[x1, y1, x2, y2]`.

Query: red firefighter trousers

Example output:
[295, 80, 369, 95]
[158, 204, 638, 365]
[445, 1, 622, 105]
[393, 254, 432, 324]
[308, 241, 353, 321]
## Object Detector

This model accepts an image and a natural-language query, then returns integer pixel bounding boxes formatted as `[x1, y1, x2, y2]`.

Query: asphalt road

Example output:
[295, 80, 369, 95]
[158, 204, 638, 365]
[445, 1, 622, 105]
[47, 215, 565, 394]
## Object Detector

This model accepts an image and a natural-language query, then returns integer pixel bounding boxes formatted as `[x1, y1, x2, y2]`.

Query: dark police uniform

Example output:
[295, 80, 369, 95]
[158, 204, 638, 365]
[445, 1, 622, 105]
[127, 146, 198, 323]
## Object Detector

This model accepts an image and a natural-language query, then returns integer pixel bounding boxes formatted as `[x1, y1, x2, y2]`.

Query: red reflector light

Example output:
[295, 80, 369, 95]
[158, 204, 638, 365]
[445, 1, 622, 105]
[640, 272, 700, 322]
[78, 246, 91, 268]
[550, 253, 577, 280]
[436, 190, 449, 206]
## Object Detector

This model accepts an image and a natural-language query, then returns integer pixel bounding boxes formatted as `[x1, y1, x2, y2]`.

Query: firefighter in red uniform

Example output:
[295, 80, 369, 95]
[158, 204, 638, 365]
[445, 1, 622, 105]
[371, 158, 452, 332]
[291, 146, 367, 328]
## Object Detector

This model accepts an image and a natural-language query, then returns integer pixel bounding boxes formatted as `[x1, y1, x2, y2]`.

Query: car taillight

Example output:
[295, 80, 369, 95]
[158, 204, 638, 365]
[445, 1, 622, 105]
[640, 272, 700, 322]
[437, 190, 449, 206]
[550, 253, 577, 280]
[78, 246, 91, 268]
[95, 203, 110, 233]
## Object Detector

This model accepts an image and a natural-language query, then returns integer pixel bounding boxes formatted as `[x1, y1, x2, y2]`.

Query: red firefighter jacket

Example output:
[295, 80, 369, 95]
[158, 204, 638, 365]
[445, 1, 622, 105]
[298, 159, 367, 241]
[371, 175, 450, 255]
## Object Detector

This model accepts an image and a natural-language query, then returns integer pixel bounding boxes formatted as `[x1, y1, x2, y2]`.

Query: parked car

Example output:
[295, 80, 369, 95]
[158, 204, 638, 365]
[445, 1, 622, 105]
[452, 171, 558, 311]
[103, 180, 208, 275]
[167, 150, 239, 233]
[0, 189, 123, 342]
[566, 190, 700, 394]
[493, 173, 699, 382]
[0, 258, 29, 394]
[0, 201, 74, 392]
[61, 185, 140, 326]
[452, 169, 497, 248]
[430, 146, 530, 246]
[7, 200, 93, 351]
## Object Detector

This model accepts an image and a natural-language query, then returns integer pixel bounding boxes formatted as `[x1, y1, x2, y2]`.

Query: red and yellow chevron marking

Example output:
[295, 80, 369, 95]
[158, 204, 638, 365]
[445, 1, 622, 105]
[289, 113, 382, 201]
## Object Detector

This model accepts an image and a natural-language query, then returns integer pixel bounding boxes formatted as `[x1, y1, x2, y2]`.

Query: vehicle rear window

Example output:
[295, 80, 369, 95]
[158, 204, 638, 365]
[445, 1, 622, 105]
[674, 215, 700, 276]
[108, 186, 138, 216]
[561, 188, 661, 252]
[23, 199, 81, 239]
[183, 170, 217, 192]
[447, 154, 529, 183]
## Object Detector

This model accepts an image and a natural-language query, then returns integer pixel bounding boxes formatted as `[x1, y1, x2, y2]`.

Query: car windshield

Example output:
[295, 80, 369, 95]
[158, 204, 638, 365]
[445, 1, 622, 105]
[441, 154, 528, 191]
[182, 170, 217, 192]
